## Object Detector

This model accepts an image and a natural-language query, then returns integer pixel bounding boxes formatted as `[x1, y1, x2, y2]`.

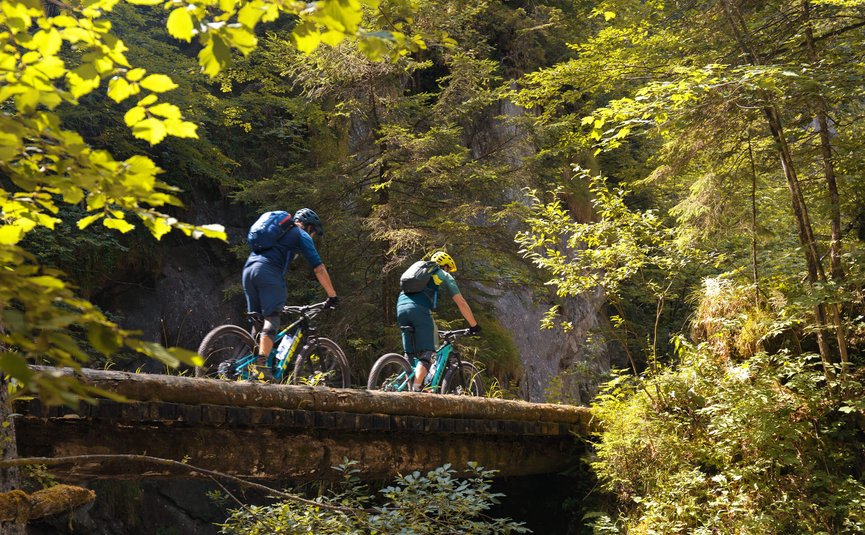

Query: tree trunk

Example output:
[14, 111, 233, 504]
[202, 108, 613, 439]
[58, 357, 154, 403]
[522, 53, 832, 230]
[803, 0, 844, 281]
[747, 129, 760, 305]
[802, 0, 849, 372]
[1, 374, 25, 535]
[368, 81, 396, 329]
[720, 0, 834, 374]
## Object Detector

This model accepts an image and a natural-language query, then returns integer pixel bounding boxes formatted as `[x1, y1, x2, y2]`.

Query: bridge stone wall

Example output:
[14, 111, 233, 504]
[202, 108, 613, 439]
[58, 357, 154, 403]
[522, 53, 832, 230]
[15, 367, 594, 481]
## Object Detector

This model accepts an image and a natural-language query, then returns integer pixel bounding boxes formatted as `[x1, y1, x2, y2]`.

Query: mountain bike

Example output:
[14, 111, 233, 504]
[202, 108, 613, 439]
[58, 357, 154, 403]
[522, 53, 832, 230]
[195, 301, 350, 388]
[366, 327, 483, 395]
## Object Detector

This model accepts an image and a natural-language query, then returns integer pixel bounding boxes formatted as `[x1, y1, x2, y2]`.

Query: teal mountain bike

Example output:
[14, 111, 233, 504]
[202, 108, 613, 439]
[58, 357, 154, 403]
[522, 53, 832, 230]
[366, 327, 483, 395]
[195, 301, 350, 387]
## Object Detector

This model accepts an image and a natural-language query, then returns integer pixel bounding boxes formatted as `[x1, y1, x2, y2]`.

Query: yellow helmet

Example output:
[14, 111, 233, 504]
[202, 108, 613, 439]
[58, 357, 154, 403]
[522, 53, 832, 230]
[431, 251, 457, 273]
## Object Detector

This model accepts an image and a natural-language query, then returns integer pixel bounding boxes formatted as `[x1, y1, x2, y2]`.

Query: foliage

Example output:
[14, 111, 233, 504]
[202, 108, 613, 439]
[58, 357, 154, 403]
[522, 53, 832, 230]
[511, 0, 865, 531]
[516, 167, 703, 370]
[0, 0, 422, 403]
[589, 341, 865, 534]
[218, 461, 529, 534]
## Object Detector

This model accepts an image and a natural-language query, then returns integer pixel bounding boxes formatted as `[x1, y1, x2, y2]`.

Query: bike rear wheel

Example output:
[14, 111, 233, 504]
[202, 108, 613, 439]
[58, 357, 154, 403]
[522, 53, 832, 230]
[367, 353, 413, 392]
[291, 337, 350, 388]
[196, 324, 256, 379]
[441, 361, 483, 396]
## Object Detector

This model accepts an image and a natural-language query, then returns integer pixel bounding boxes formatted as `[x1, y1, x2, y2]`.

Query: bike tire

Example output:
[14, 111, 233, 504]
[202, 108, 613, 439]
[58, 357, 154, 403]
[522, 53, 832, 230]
[367, 353, 413, 392]
[196, 324, 256, 379]
[441, 361, 483, 396]
[291, 337, 351, 388]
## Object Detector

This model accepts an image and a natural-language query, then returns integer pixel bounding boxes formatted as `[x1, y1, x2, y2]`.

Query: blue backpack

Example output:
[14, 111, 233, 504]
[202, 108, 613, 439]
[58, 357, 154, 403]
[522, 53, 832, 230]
[247, 211, 294, 252]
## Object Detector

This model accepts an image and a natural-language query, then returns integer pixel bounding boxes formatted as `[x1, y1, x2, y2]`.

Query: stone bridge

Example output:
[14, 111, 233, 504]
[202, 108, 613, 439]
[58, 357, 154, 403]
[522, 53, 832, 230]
[14, 368, 593, 482]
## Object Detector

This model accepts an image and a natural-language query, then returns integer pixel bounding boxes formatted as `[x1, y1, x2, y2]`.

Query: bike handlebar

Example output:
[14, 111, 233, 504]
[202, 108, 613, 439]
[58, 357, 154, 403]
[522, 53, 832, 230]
[282, 301, 329, 318]
[439, 328, 473, 341]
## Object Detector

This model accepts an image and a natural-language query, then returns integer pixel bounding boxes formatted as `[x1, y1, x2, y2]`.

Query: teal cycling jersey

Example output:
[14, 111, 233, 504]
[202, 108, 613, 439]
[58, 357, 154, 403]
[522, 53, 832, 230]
[399, 265, 460, 310]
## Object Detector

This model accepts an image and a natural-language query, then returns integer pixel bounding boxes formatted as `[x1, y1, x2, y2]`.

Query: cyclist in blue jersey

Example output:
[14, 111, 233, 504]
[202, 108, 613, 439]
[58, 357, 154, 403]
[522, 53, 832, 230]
[396, 251, 480, 392]
[242, 208, 338, 380]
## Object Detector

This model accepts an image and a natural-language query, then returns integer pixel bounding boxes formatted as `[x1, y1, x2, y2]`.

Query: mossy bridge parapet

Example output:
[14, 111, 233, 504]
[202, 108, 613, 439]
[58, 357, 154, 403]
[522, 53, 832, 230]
[14, 367, 593, 481]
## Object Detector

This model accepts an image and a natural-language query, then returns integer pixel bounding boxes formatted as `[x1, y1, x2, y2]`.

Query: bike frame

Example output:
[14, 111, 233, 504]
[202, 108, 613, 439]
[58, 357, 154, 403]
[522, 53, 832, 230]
[230, 305, 320, 381]
[391, 331, 466, 393]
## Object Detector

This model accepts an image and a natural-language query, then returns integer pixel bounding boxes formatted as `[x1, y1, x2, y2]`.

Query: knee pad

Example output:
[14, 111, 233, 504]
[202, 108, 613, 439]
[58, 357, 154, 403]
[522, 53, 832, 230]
[261, 315, 279, 339]
[417, 350, 435, 366]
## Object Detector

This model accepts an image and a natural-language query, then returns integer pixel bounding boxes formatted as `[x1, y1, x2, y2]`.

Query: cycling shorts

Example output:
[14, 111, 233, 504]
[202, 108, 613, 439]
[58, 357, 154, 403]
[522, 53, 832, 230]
[242, 261, 286, 317]
[396, 294, 438, 355]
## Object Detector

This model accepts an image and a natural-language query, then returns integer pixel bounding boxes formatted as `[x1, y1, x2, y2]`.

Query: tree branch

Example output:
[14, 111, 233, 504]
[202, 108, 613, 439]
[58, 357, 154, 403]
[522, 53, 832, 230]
[0, 455, 372, 515]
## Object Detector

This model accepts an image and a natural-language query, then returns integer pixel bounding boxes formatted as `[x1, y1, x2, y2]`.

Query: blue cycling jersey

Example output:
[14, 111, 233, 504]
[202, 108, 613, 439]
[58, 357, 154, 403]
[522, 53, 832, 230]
[242, 225, 323, 316]
[244, 226, 322, 273]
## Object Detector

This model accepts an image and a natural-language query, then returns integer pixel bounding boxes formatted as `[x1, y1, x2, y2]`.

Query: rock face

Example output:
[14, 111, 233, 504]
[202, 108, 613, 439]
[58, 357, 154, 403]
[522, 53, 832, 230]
[481, 284, 614, 404]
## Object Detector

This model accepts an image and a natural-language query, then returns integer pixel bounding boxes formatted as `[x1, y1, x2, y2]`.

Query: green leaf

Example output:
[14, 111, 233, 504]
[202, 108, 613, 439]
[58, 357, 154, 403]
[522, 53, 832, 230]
[126, 67, 146, 81]
[293, 21, 322, 54]
[148, 102, 181, 119]
[77, 212, 105, 229]
[0, 353, 34, 382]
[199, 34, 231, 77]
[237, 1, 265, 29]
[139, 74, 178, 92]
[167, 7, 195, 42]
[134, 340, 180, 367]
[132, 117, 168, 145]
[103, 217, 135, 233]
[137, 94, 158, 106]
[163, 118, 198, 138]
[87, 323, 122, 355]
[107, 76, 132, 102]
[124, 106, 146, 127]
[0, 224, 24, 245]
[28, 275, 65, 288]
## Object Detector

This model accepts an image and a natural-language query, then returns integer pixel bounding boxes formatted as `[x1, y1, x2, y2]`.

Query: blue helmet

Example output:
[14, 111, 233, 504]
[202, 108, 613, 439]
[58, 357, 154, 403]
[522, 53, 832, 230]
[294, 207, 324, 236]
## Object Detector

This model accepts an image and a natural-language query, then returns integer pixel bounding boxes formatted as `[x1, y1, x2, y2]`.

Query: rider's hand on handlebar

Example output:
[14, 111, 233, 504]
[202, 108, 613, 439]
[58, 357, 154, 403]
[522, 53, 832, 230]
[324, 295, 340, 309]
[468, 324, 481, 335]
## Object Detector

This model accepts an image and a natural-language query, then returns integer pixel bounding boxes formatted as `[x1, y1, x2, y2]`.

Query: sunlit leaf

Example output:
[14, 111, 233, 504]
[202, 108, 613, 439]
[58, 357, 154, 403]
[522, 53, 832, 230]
[140, 73, 178, 92]
[132, 117, 168, 145]
[167, 7, 195, 41]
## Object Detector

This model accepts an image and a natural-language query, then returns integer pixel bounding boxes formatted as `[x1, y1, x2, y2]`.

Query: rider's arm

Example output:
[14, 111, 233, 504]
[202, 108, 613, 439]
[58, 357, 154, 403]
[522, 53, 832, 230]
[437, 271, 477, 327]
[452, 293, 478, 328]
[314, 263, 337, 298]
[296, 229, 336, 298]
[297, 230, 323, 268]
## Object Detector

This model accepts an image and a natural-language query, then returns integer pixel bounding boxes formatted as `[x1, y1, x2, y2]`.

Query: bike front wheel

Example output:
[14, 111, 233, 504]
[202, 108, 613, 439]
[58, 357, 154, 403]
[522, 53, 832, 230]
[441, 361, 483, 396]
[291, 337, 351, 388]
[367, 353, 413, 392]
[196, 324, 256, 379]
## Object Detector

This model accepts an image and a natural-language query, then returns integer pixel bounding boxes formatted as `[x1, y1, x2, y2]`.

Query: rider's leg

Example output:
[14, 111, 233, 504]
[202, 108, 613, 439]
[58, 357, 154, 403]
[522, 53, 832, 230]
[396, 296, 436, 391]
[253, 314, 279, 381]
[409, 308, 436, 391]
[412, 351, 435, 391]
[246, 266, 286, 381]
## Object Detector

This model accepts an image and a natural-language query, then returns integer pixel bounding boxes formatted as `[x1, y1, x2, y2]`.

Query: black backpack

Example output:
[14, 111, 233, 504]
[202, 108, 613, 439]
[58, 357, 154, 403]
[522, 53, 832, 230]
[399, 260, 438, 294]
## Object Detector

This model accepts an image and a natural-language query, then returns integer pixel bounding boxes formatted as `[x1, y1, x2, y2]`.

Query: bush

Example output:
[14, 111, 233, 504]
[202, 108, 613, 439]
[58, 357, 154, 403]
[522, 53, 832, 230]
[218, 462, 530, 534]
[589, 342, 865, 534]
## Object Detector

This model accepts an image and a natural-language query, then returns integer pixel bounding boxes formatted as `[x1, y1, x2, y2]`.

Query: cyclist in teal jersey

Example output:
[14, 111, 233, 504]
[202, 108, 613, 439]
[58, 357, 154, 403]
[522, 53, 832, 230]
[396, 251, 480, 392]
